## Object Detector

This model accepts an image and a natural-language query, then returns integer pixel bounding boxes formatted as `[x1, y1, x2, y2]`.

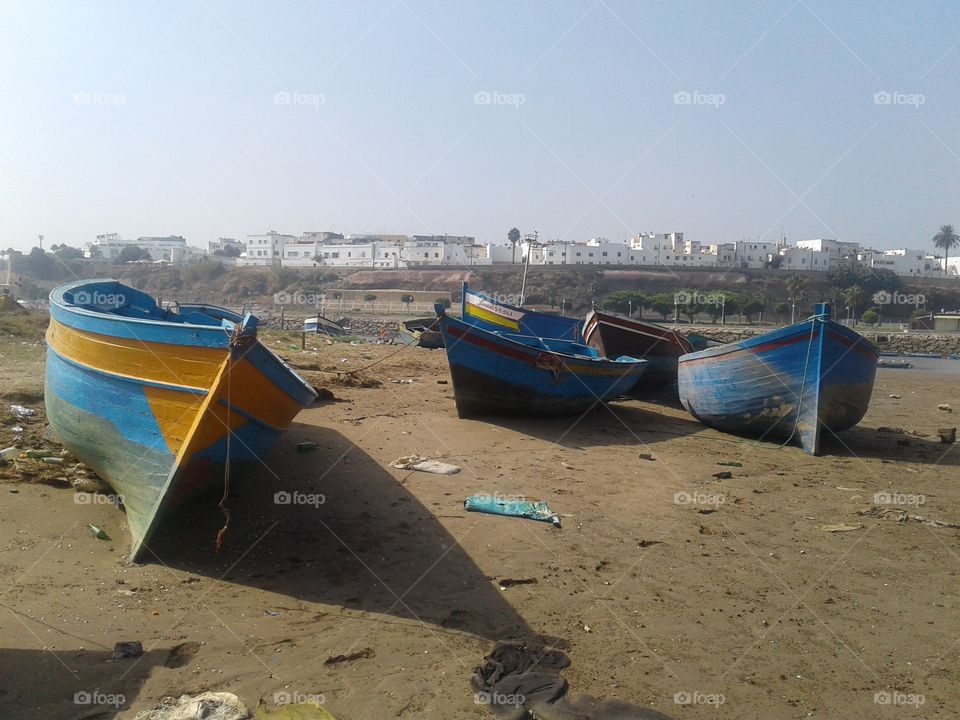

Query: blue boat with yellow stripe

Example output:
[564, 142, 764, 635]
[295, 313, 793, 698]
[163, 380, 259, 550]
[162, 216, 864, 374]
[461, 283, 582, 340]
[45, 280, 317, 560]
[437, 306, 646, 417]
[677, 303, 878, 455]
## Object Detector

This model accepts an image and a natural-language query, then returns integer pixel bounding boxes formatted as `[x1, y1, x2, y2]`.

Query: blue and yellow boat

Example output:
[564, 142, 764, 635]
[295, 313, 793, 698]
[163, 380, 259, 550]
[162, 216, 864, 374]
[677, 303, 878, 455]
[460, 283, 582, 341]
[437, 307, 646, 417]
[45, 280, 317, 560]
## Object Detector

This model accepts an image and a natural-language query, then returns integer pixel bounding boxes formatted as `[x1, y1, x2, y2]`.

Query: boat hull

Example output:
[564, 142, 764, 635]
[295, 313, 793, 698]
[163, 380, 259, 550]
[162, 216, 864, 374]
[45, 280, 316, 560]
[582, 311, 693, 389]
[438, 314, 646, 417]
[677, 314, 877, 455]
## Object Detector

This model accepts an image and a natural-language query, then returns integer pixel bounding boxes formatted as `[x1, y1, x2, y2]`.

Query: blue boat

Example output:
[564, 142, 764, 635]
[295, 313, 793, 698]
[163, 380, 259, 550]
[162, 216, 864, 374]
[460, 283, 582, 341]
[45, 280, 317, 560]
[436, 309, 646, 417]
[677, 304, 878, 455]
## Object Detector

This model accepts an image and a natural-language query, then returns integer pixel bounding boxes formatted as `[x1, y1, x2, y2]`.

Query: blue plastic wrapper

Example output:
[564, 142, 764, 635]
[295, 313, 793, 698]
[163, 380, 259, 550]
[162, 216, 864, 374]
[464, 495, 561, 527]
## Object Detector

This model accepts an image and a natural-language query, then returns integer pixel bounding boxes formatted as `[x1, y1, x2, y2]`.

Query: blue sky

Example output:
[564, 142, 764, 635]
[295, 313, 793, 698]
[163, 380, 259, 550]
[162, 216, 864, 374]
[1, 0, 958, 253]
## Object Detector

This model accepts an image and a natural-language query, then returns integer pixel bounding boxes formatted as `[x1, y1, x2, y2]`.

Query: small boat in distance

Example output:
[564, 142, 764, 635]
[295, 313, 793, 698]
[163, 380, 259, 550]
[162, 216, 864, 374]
[46, 280, 317, 560]
[677, 303, 878, 455]
[582, 310, 693, 388]
[303, 314, 346, 336]
[436, 306, 646, 417]
[878, 358, 912, 369]
[397, 317, 444, 348]
[460, 283, 582, 341]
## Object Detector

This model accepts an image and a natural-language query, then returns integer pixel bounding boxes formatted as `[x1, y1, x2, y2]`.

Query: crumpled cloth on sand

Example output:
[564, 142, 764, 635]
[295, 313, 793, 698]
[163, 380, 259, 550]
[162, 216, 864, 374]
[472, 642, 675, 720]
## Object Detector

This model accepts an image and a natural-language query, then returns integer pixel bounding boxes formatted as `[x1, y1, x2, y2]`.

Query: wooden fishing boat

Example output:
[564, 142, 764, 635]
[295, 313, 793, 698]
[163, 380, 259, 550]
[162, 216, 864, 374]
[582, 310, 693, 388]
[460, 283, 582, 341]
[303, 314, 346, 336]
[45, 280, 317, 560]
[436, 308, 646, 417]
[397, 317, 444, 348]
[677, 304, 877, 455]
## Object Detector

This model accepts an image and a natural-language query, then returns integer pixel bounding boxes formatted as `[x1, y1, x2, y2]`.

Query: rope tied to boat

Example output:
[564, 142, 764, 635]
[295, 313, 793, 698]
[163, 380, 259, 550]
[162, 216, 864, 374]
[215, 322, 250, 554]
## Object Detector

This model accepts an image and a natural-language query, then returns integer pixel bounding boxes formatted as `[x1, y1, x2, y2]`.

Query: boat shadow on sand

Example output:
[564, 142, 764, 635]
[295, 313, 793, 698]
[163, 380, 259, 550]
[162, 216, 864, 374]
[145, 425, 544, 644]
[816, 426, 960, 465]
[0, 646, 167, 720]
[463, 398, 704, 449]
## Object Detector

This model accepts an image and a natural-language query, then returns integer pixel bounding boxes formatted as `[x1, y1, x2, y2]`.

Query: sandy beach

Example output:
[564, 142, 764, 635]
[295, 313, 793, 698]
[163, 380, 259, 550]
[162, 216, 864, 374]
[2, 322, 959, 720]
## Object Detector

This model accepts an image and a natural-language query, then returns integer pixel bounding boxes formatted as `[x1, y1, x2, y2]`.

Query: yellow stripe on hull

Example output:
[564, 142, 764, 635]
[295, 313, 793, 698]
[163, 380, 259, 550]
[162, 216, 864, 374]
[464, 303, 521, 331]
[47, 318, 224, 390]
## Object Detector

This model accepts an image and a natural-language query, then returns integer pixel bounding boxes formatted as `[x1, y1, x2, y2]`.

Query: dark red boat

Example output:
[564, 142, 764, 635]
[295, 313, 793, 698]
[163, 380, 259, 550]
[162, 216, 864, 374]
[582, 310, 693, 388]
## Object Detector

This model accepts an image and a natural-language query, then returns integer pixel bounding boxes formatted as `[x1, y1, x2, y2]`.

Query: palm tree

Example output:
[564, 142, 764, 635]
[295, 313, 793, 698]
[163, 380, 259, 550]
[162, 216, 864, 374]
[785, 273, 805, 323]
[507, 227, 520, 263]
[932, 224, 960, 276]
[842, 285, 865, 323]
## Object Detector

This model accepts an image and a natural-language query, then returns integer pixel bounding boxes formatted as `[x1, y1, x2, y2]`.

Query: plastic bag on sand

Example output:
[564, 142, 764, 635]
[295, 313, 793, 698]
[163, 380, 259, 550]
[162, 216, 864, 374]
[256, 704, 338, 719]
[391, 454, 461, 475]
[134, 692, 249, 720]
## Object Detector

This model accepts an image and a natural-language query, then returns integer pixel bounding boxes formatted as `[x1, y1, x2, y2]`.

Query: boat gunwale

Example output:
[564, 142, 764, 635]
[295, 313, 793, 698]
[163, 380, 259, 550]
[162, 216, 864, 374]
[444, 315, 647, 375]
[50, 279, 244, 338]
[678, 317, 877, 365]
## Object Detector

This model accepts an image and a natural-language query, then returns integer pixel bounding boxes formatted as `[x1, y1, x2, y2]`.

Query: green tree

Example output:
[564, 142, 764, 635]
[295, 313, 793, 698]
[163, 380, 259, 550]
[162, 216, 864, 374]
[117, 245, 151, 263]
[363, 293, 377, 308]
[601, 290, 646, 317]
[774, 301, 790, 320]
[507, 227, 521, 263]
[51, 244, 84, 259]
[400, 293, 415, 312]
[861, 308, 879, 325]
[648, 292, 675, 321]
[434, 297, 451, 309]
[932, 224, 960, 275]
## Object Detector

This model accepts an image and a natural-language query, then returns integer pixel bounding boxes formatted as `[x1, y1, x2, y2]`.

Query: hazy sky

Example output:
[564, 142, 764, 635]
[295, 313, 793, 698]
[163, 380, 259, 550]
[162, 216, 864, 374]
[2, 1, 958, 253]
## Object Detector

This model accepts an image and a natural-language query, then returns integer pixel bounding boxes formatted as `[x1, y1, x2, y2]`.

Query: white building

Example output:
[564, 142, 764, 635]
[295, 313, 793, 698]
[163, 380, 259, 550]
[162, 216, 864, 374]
[793, 238, 859, 269]
[208, 237, 245, 254]
[733, 240, 781, 268]
[84, 233, 203, 264]
[85, 233, 136, 260]
[858, 248, 939, 277]
[136, 236, 203, 264]
[240, 231, 292, 266]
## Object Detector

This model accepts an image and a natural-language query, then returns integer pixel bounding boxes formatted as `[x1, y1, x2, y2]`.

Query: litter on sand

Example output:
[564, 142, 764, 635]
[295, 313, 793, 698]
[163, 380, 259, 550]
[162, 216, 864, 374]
[464, 495, 561, 527]
[255, 704, 338, 719]
[134, 692, 249, 720]
[392, 455, 461, 475]
[818, 523, 862, 532]
[9, 404, 35, 417]
[858, 506, 960, 529]
[88, 524, 110, 540]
